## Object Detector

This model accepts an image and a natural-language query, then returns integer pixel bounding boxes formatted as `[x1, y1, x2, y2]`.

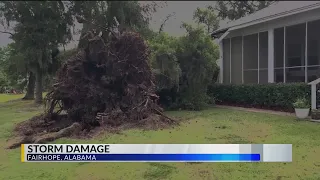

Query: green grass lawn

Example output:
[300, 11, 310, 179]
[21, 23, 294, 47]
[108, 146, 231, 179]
[0, 94, 25, 103]
[0, 94, 320, 180]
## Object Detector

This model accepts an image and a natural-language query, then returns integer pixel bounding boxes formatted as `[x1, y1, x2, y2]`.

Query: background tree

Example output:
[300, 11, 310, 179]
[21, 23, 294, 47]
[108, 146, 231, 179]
[175, 23, 219, 110]
[193, 7, 219, 33]
[211, 1, 275, 21]
[0, 44, 29, 94]
[0, 1, 73, 103]
[148, 32, 181, 107]
[69, 1, 162, 48]
[0, 47, 10, 92]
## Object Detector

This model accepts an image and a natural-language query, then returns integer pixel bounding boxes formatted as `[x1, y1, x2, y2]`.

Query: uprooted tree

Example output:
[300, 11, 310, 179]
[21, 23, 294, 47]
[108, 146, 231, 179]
[46, 30, 176, 127]
[9, 18, 177, 148]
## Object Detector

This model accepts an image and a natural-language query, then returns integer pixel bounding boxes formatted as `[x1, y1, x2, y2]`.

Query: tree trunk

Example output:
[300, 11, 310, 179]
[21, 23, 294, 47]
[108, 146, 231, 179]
[22, 72, 35, 100]
[78, 23, 90, 49]
[35, 67, 43, 104]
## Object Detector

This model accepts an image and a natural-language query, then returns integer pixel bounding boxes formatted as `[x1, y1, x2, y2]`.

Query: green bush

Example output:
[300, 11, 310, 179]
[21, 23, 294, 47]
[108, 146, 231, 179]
[175, 23, 219, 110]
[208, 83, 311, 111]
[293, 97, 310, 108]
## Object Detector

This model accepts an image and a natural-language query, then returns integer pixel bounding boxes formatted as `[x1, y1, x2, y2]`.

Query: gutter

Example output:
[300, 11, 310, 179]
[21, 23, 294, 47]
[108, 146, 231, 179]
[217, 30, 230, 43]
[211, 28, 228, 38]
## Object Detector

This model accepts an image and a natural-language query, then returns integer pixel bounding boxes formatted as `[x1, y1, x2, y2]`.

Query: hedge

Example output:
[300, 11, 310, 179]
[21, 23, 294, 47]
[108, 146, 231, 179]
[208, 83, 311, 112]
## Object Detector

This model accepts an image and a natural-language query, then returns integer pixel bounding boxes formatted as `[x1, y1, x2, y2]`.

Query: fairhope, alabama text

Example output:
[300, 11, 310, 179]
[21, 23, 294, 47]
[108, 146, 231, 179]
[27, 154, 97, 161]
[27, 144, 110, 153]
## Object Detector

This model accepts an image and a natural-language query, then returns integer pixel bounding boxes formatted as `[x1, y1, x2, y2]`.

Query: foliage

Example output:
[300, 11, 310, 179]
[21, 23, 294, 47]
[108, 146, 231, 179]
[0, 44, 27, 92]
[57, 48, 78, 63]
[293, 97, 310, 109]
[148, 32, 181, 107]
[0, 1, 74, 102]
[69, 1, 161, 48]
[176, 23, 219, 110]
[42, 48, 77, 91]
[0, 71, 9, 92]
[209, 83, 310, 112]
[211, 1, 274, 20]
[0, 47, 9, 92]
[148, 33, 181, 91]
[1, 2, 73, 55]
[193, 7, 219, 33]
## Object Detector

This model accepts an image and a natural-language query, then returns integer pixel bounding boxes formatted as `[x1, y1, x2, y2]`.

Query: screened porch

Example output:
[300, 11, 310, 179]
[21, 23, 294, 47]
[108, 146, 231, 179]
[222, 19, 320, 84]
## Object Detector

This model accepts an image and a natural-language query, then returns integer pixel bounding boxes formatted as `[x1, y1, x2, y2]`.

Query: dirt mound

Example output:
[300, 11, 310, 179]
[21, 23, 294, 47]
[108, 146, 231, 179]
[8, 29, 178, 147]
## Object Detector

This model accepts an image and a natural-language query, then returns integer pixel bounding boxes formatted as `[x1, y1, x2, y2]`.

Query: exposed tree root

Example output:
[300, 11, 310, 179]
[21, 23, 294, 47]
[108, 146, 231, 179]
[7, 122, 82, 149]
[9, 29, 178, 148]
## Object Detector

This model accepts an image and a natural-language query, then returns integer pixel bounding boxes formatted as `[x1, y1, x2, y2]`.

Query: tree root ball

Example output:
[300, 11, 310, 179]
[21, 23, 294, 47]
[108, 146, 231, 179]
[11, 30, 178, 147]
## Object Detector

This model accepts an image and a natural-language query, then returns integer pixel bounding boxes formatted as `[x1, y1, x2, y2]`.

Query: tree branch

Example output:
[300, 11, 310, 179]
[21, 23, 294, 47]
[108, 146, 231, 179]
[75, 15, 118, 39]
[0, 30, 13, 36]
[158, 12, 175, 34]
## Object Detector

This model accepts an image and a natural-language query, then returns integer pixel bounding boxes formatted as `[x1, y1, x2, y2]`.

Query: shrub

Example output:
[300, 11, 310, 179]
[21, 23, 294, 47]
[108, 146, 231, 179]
[175, 23, 219, 110]
[148, 33, 181, 92]
[293, 97, 310, 109]
[208, 83, 311, 112]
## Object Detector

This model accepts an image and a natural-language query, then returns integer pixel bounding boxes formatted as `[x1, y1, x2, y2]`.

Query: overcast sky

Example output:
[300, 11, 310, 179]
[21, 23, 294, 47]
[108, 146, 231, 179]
[0, 1, 226, 49]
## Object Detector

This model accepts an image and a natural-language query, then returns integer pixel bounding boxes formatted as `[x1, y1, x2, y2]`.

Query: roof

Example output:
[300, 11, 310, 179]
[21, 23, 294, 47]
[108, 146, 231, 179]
[212, 1, 320, 37]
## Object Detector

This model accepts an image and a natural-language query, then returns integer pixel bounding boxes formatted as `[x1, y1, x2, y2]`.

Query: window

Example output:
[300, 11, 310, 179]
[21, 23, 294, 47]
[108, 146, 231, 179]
[243, 34, 258, 84]
[223, 20, 320, 84]
[307, 19, 320, 82]
[259, 32, 268, 84]
[285, 23, 305, 83]
[231, 36, 243, 84]
[242, 32, 268, 84]
[274, 27, 284, 83]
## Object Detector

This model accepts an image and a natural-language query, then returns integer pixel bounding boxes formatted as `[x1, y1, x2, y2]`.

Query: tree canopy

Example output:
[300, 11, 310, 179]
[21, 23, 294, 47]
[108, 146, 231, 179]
[193, 7, 219, 33]
[70, 1, 161, 48]
[0, 1, 73, 102]
[0, 1, 161, 102]
[176, 23, 219, 110]
[148, 32, 181, 92]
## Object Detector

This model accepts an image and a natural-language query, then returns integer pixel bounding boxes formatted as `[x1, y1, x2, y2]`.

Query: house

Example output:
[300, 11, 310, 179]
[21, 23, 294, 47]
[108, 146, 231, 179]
[211, 1, 320, 85]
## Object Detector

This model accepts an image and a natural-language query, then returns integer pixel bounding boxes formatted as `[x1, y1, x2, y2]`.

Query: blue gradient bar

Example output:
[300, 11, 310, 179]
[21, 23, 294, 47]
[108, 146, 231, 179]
[26, 154, 260, 162]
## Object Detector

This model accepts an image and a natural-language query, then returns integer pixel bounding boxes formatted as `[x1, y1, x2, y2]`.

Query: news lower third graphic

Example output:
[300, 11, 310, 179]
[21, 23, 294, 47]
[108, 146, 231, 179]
[21, 144, 292, 162]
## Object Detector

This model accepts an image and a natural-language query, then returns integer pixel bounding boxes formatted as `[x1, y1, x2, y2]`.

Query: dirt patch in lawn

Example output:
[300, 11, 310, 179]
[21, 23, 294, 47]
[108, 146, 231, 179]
[7, 113, 181, 149]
